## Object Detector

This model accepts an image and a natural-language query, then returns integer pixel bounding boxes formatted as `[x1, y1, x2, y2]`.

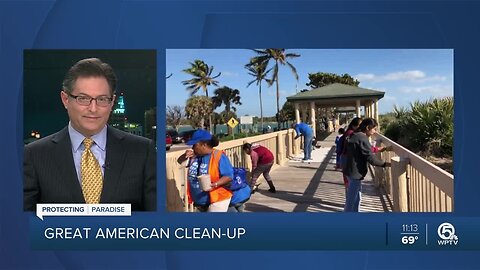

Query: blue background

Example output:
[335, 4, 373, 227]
[1, 0, 479, 269]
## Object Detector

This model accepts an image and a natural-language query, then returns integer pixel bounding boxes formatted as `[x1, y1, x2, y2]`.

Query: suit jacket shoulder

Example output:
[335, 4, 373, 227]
[24, 127, 83, 210]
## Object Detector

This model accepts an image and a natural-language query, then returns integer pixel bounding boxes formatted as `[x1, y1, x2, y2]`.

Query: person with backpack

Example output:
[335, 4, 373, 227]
[243, 143, 276, 193]
[177, 130, 233, 212]
[343, 118, 391, 212]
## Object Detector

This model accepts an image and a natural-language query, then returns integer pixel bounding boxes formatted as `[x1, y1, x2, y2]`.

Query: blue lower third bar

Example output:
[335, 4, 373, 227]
[29, 215, 480, 250]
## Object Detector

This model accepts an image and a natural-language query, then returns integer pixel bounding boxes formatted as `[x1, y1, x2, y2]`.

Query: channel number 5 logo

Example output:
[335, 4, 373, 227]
[437, 222, 457, 240]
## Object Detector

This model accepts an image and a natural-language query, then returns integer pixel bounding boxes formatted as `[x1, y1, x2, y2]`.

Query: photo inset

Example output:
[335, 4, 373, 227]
[165, 49, 453, 213]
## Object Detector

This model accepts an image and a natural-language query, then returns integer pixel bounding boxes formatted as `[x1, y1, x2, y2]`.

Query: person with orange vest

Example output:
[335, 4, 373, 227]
[177, 130, 233, 212]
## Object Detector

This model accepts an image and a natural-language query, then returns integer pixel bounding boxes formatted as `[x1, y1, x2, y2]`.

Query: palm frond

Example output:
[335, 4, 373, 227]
[286, 61, 299, 81]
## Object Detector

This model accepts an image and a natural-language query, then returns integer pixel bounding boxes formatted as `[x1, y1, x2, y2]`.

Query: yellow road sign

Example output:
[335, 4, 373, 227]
[227, 117, 239, 128]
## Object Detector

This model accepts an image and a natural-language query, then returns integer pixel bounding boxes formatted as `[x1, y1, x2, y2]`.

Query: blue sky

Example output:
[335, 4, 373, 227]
[166, 49, 453, 116]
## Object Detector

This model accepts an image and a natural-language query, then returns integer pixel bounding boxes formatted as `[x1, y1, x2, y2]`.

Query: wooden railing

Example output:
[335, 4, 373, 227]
[165, 129, 301, 212]
[372, 134, 454, 212]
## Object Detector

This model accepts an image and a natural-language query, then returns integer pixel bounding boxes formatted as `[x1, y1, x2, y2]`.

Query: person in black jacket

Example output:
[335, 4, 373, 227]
[343, 118, 390, 212]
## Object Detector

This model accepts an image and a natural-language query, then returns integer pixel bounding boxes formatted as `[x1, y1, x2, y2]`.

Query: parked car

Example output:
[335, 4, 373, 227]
[179, 129, 196, 143]
[167, 129, 182, 144]
[166, 133, 173, 150]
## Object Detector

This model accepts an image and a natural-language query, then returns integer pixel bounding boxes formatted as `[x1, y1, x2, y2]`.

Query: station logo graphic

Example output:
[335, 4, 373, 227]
[437, 222, 458, 246]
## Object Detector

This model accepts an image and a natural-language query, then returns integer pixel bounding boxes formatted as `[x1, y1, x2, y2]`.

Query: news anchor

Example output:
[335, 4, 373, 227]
[23, 58, 156, 211]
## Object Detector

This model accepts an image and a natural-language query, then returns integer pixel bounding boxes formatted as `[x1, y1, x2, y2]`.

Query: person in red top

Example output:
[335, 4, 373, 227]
[242, 143, 276, 193]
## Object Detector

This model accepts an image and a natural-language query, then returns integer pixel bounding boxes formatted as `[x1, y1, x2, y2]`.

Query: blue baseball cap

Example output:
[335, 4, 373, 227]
[186, 129, 212, 145]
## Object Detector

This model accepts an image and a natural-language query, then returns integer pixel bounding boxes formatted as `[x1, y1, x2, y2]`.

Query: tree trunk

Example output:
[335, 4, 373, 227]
[259, 83, 264, 132]
[276, 74, 281, 130]
[205, 90, 213, 132]
[200, 117, 205, 129]
[208, 114, 213, 132]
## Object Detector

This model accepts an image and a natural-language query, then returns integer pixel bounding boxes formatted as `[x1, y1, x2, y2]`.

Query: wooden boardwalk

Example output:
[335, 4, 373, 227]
[244, 132, 393, 213]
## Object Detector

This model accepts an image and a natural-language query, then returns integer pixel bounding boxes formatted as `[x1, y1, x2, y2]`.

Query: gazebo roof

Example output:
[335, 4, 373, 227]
[286, 83, 385, 101]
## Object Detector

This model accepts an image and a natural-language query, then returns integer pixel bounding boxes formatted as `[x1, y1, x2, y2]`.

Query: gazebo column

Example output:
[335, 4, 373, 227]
[370, 101, 375, 118]
[294, 102, 300, 124]
[355, 100, 361, 117]
[335, 113, 339, 130]
[365, 102, 370, 118]
[301, 104, 307, 123]
[374, 99, 379, 129]
[368, 102, 374, 118]
[310, 101, 316, 138]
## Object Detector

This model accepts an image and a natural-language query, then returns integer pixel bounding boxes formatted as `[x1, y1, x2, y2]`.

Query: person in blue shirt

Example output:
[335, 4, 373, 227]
[177, 129, 234, 212]
[292, 122, 314, 161]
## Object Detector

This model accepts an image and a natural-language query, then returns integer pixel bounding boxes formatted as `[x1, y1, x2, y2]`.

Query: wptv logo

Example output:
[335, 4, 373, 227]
[437, 222, 459, 246]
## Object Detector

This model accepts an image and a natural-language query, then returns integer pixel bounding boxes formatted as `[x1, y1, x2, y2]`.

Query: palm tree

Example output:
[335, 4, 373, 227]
[212, 86, 242, 135]
[182, 59, 221, 131]
[212, 86, 242, 113]
[185, 96, 213, 129]
[247, 49, 300, 129]
[246, 60, 270, 131]
[182, 59, 221, 97]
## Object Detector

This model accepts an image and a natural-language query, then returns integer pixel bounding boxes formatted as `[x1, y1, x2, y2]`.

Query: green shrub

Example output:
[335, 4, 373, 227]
[382, 97, 453, 157]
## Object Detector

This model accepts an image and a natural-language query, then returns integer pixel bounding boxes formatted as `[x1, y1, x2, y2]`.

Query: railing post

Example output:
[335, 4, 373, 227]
[183, 165, 191, 212]
[287, 131, 293, 158]
[166, 157, 188, 212]
[277, 132, 284, 165]
[373, 143, 385, 188]
[374, 165, 383, 188]
[391, 156, 409, 212]
[292, 130, 299, 155]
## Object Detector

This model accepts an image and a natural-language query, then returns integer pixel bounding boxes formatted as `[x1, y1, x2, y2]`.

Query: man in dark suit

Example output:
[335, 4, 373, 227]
[24, 58, 156, 211]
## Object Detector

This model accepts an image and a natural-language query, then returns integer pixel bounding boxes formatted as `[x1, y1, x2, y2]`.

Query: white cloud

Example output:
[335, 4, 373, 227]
[355, 70, 446, 83]
[355, 73, 376, 81]
[414, 75, 447, 83]
[398, 85, 453, 96]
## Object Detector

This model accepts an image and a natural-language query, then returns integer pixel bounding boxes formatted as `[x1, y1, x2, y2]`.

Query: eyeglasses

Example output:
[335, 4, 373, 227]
[67, 93, 113, 107]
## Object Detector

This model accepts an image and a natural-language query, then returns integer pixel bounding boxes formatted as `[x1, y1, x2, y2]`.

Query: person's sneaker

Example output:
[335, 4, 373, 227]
[268, 188, 276, 193]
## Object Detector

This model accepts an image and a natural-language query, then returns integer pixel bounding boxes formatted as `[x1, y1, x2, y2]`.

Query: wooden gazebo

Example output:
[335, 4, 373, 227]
[286, 83, 385, 137]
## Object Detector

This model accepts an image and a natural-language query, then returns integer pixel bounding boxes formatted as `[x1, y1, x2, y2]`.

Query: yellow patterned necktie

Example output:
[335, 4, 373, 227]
[81, 137, 103, 204]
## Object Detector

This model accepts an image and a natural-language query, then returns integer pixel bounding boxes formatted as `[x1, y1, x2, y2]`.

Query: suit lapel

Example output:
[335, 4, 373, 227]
[51, 127, 85, 203]
[101, 126, 127, 202]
